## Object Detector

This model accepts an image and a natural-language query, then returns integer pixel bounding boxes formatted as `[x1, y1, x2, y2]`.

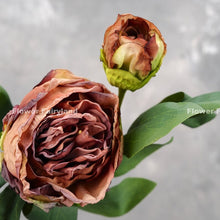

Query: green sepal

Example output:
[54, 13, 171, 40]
[27, 197, 57, 213]
[100, 49, 163, 91]
[151, 33, 165, 71]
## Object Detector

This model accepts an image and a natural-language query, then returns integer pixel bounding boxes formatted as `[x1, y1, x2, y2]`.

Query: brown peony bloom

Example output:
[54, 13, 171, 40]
[101, 14, 166, 91]
[0, 69, 122, 211]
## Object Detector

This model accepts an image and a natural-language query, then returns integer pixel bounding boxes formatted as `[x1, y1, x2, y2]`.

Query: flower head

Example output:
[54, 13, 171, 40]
[101, 14, 166, 91]
[0, 69, 122, 211]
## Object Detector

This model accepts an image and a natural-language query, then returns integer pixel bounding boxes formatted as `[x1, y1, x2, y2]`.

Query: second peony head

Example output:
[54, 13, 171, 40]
[101, 14, 167, 91]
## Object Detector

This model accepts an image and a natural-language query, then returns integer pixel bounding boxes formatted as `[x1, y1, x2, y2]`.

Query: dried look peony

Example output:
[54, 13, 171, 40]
[101, 14, 167, 91]
[0, 70, 122, 211]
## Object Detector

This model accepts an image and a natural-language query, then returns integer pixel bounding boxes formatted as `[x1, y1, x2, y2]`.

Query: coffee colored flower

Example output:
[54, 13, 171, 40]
[0, 69, 122, 211]
[101, 14, 166, 91]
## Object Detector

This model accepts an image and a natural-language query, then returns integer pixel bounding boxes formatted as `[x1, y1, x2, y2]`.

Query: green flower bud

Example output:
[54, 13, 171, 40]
[101, 14, 166, 91]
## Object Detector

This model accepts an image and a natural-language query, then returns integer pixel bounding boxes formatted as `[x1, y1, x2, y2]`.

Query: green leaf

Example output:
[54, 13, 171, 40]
[182, 92, 220, 127]
[183, 113, 215, 128]
[0, 86, 12, 128]
[185, 91, 220, 109]
[160, 91, 191, 103]
[125, 92, 220, 157]
[79, 178, 156, 217]
[124, 102, 202, 157]
[160, 91, 216, 128]
[0, 186, 25, 220]
[23, 204, 78, 220]
[0, 173, 6, 188]
[115, 137, 173, 177]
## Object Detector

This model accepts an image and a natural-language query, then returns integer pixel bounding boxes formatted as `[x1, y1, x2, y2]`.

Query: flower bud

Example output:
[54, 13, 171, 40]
[101, 14, 166, 91]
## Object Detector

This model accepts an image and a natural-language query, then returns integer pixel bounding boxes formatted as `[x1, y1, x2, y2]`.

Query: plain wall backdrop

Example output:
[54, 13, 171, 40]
[0, 0, 220, 219]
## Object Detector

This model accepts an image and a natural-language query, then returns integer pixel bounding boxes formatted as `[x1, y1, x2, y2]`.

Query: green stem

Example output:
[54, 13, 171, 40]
[118, 88, 127, 108]
[118, 88, 126, 137]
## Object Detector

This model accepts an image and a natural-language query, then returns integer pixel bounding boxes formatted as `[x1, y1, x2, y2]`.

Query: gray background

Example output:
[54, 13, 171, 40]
[0, 0, 220, 219]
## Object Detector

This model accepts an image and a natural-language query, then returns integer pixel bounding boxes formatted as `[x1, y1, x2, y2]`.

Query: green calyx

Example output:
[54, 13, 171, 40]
[100, 49, 164, 91]
[28, 198, 57, 212]
[151, 33, 165, 71]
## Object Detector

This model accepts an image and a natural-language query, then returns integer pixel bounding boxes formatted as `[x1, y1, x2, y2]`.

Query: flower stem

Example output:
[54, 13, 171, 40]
[118, 88, 126, 108]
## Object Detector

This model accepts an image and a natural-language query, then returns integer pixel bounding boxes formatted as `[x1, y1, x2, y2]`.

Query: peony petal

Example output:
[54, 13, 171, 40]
[3, 106, 36, 178]
[103, 13, 164, 68]
[2, 105, 20, 130]
[112, 42, 151, 77]
[71, 158, 114, 205]
[144, 34, 158, 59]
[34, 69, 84, 88]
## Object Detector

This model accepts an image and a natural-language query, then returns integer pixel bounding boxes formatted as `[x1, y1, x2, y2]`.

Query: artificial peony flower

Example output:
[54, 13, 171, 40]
[101, 13, 166, 91]
[0, 69, 122, 211]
